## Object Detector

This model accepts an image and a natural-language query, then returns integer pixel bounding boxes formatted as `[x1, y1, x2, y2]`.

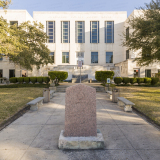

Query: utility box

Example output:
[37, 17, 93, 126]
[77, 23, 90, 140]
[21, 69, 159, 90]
[112, 88, 119, 103]
[43, 88, 50, 103]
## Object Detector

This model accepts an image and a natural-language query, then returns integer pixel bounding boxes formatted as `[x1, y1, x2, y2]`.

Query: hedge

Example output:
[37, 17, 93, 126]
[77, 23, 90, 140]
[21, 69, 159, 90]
[151, 77, 159, 85]
[24, 77, 30, 84]
[95, 71, 114, 85]
[130, 78, 137, 84]
[17, 77, 24, 84]
[9, 77, 17, 83]
[122, 77, 130, 85]
[43, 77, 50, 84]
[30, 77, 37, 84]
[114, 77, 123, 85]
[37, 77, 43, 84]
[136, 78, 144, 84]
[144, 77, 152, 84]
[48, 71, 68, 83]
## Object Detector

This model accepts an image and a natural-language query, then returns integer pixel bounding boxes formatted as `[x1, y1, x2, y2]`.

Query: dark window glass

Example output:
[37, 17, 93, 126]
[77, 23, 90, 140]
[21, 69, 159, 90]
[106, 52, 113, 63]
[105, 21, 114, 43]
[126, 50, 129, 59]
[61, 21, 70, 43]
[0, 70, 3, 78]
[126, 27, 129, 40]
[9, 70, 15, 78]
[91, 52, 98, 63]
[90, 21, 99, 43]
[49, 52, 54, 63]
[46, 21, 55, 43]
[10, 21, 18, 26]
[145, 70, 151, 77]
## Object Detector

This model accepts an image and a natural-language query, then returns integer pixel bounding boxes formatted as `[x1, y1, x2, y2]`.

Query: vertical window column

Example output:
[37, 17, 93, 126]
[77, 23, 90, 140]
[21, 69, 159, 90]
[106, 52, 113, 63]
[105, 21, 114, 43]
[90, 21, 99, 43]
[49, 52, 54, 63]
[46, 21, 55, 43]
[126, 50, 129, 60]
[75, 21, 85, 43]
[62, 52, 69, 63]
[61, 21, 70, 43]
[91, 52, 98, 63]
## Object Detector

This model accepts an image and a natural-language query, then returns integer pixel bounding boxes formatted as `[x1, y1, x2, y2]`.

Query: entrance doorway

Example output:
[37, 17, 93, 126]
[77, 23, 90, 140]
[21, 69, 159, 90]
[134, 69, 140, 78]
[76, 52, 84, 65]
[22, 70, 27, 77]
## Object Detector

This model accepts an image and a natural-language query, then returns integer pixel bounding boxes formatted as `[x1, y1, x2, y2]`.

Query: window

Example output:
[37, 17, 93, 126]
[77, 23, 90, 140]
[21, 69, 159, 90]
[76, 52, 84, 65]
[126, 27, 129, 40]
[91, 52, 98, 63]
[145, 69, 151, 77]
[0, 70, 3, 78]
[126, 50, 129, 60]
[9, 69, 15, 78]
[106, 52, 113, 63]
[0, 54, 3, 61]
[62, 52, 69, 63]
[50, 52, 54, 63]
[105, 21, 114, 43]
[61, 21, 70, 43]
[10, 21, 18, 26]
[75, 21, 85, 43]
[158, 69, 160, 73]
[46, 21, 55, 43]
[90, 21, 99, 43]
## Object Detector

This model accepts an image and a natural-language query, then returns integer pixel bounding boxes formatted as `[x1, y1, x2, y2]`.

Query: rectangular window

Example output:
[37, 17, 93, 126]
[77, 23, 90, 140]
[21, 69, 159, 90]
[90, 21, 99, 43]
[62, 52, 69, 63]
[91, 52, 98, 63]
[105, 21, 114, 43]
[0, 70, 3, 78]
[49, 52, 54, 63]
[106, 52, 113, 63]
[61, 21, 70, 43]
[126, 27, 129, 40]
[10, 21, 18, 26]
[46, 21, 55, 43]
[75, 21, 85, 43]
[76, 52, 84, 65]
[145, 69, 151, 77]
[9, 69, 15, 78]
[126, 50, 129, 59]
[158, 69, 160, 73]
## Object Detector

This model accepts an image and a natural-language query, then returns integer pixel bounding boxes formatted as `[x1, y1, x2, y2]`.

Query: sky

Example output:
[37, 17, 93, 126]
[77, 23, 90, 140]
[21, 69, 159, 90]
[5, 0, 151, 17]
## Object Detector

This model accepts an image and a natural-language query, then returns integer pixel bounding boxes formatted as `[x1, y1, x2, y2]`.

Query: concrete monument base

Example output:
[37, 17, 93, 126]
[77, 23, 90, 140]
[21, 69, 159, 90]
[58, 129, 105, 149]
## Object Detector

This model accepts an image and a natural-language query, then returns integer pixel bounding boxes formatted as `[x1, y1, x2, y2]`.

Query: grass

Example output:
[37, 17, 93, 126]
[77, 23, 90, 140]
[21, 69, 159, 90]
[117, 86, 160, 126]
[0, 88, 43, 124]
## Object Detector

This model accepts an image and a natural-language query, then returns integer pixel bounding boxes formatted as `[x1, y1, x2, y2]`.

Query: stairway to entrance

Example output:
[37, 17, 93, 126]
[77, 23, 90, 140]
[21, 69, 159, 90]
[56, 83, 105, 92]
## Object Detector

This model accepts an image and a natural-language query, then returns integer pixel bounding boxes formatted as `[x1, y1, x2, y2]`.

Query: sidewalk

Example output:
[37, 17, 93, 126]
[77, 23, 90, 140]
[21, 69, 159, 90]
[0, 92, 160, 160]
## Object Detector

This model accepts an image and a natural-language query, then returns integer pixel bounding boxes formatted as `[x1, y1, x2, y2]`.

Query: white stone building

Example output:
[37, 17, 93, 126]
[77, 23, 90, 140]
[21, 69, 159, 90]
[0, 10, 160, 80]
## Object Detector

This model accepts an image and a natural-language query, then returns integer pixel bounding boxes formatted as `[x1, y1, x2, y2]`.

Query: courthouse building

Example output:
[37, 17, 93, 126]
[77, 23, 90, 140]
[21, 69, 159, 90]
[0, 10, 160, 80]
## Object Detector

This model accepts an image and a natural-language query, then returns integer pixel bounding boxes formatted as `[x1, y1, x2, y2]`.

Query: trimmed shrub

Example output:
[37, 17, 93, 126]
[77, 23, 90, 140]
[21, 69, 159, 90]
[144, 77, 152, 84]
[30, 77, 37, 84]
[114, 77, 123, 85]
[122, 77, 130, 85]
[151, 77, 159, 85]
[17, 77, 24, 84]
[95, 71, 114, 85]
[43, 77, 50, 84]
[9, 77, 17, 83]
[130, 78, 137, 84]
[24, 77, 30, 84]
[37, 77, 43, 84]
[48, 71, 68, 84]
[136, 78, 144, 84]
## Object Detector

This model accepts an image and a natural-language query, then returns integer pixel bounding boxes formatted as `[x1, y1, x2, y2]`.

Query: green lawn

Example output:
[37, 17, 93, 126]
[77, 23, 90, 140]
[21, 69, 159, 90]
[0, 88, 43, 124]
[118, 86, 160, 125]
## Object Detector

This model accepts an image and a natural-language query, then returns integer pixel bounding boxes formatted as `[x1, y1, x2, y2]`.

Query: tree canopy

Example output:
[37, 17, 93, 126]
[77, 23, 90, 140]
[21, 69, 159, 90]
[0, 0, 11, 9]
[123, 0, 160, 66]
[0, 0, 52, 70]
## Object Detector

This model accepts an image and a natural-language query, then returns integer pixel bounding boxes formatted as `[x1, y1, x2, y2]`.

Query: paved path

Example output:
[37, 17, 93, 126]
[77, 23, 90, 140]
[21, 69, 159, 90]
[0, 92, 160, 160]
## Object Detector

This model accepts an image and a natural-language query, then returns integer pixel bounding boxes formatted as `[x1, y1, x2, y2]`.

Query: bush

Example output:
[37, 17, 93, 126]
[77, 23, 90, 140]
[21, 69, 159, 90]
[122, 77, 130, 85]
[48, 71, 68, 84]
[9, 77, 17, 83]
[30, 77, 37, 84]
[95, 71, 114, 85]
[144, 77, 152, 84]
[24, 77, 30, 84]
[130, 78, 137, 84]
[37, 77, 43, 84]
[17, 77, 24, 84]
[43, 77, 50, 84]
[136, 78, 144, 84]
[151, 77, 159, 85]
[114, 77, 123, 85]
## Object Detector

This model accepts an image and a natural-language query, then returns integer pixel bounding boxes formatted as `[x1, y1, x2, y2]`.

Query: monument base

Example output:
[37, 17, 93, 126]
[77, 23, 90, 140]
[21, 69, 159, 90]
[58, 129, 105, 149]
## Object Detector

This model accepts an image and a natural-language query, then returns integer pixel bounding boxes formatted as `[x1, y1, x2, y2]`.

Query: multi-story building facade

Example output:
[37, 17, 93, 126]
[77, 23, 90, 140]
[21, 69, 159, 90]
[0, 10, 160, 80]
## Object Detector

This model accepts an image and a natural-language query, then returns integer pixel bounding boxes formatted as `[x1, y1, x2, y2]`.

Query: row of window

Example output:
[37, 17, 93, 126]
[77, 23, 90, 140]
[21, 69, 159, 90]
[49, 52, 113, 64]
[0, 69, 15, 78]
[46, 21, 114, 43]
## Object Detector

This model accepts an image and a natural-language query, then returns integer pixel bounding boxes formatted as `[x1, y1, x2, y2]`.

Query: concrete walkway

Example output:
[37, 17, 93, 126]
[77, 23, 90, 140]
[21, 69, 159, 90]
[0, 92, 160, 160]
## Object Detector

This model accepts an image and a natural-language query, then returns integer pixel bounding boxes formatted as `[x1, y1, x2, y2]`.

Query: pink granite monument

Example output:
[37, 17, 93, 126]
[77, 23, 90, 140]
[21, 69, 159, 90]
[64, 84, 97, 137]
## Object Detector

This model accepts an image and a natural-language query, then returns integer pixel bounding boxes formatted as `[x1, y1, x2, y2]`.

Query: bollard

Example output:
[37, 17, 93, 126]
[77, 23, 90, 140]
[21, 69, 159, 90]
[112, 88, 119, 103]
[43, 88, 50, 103]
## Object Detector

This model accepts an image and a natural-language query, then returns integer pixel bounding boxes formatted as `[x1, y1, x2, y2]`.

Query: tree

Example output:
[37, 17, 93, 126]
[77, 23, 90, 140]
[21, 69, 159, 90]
[123, 0, 160, 66]
[0, 0, 11, 9]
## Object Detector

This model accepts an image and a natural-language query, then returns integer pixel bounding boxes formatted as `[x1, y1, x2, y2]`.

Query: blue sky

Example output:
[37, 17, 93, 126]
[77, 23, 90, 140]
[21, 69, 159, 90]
[7, 0, 151, 17]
